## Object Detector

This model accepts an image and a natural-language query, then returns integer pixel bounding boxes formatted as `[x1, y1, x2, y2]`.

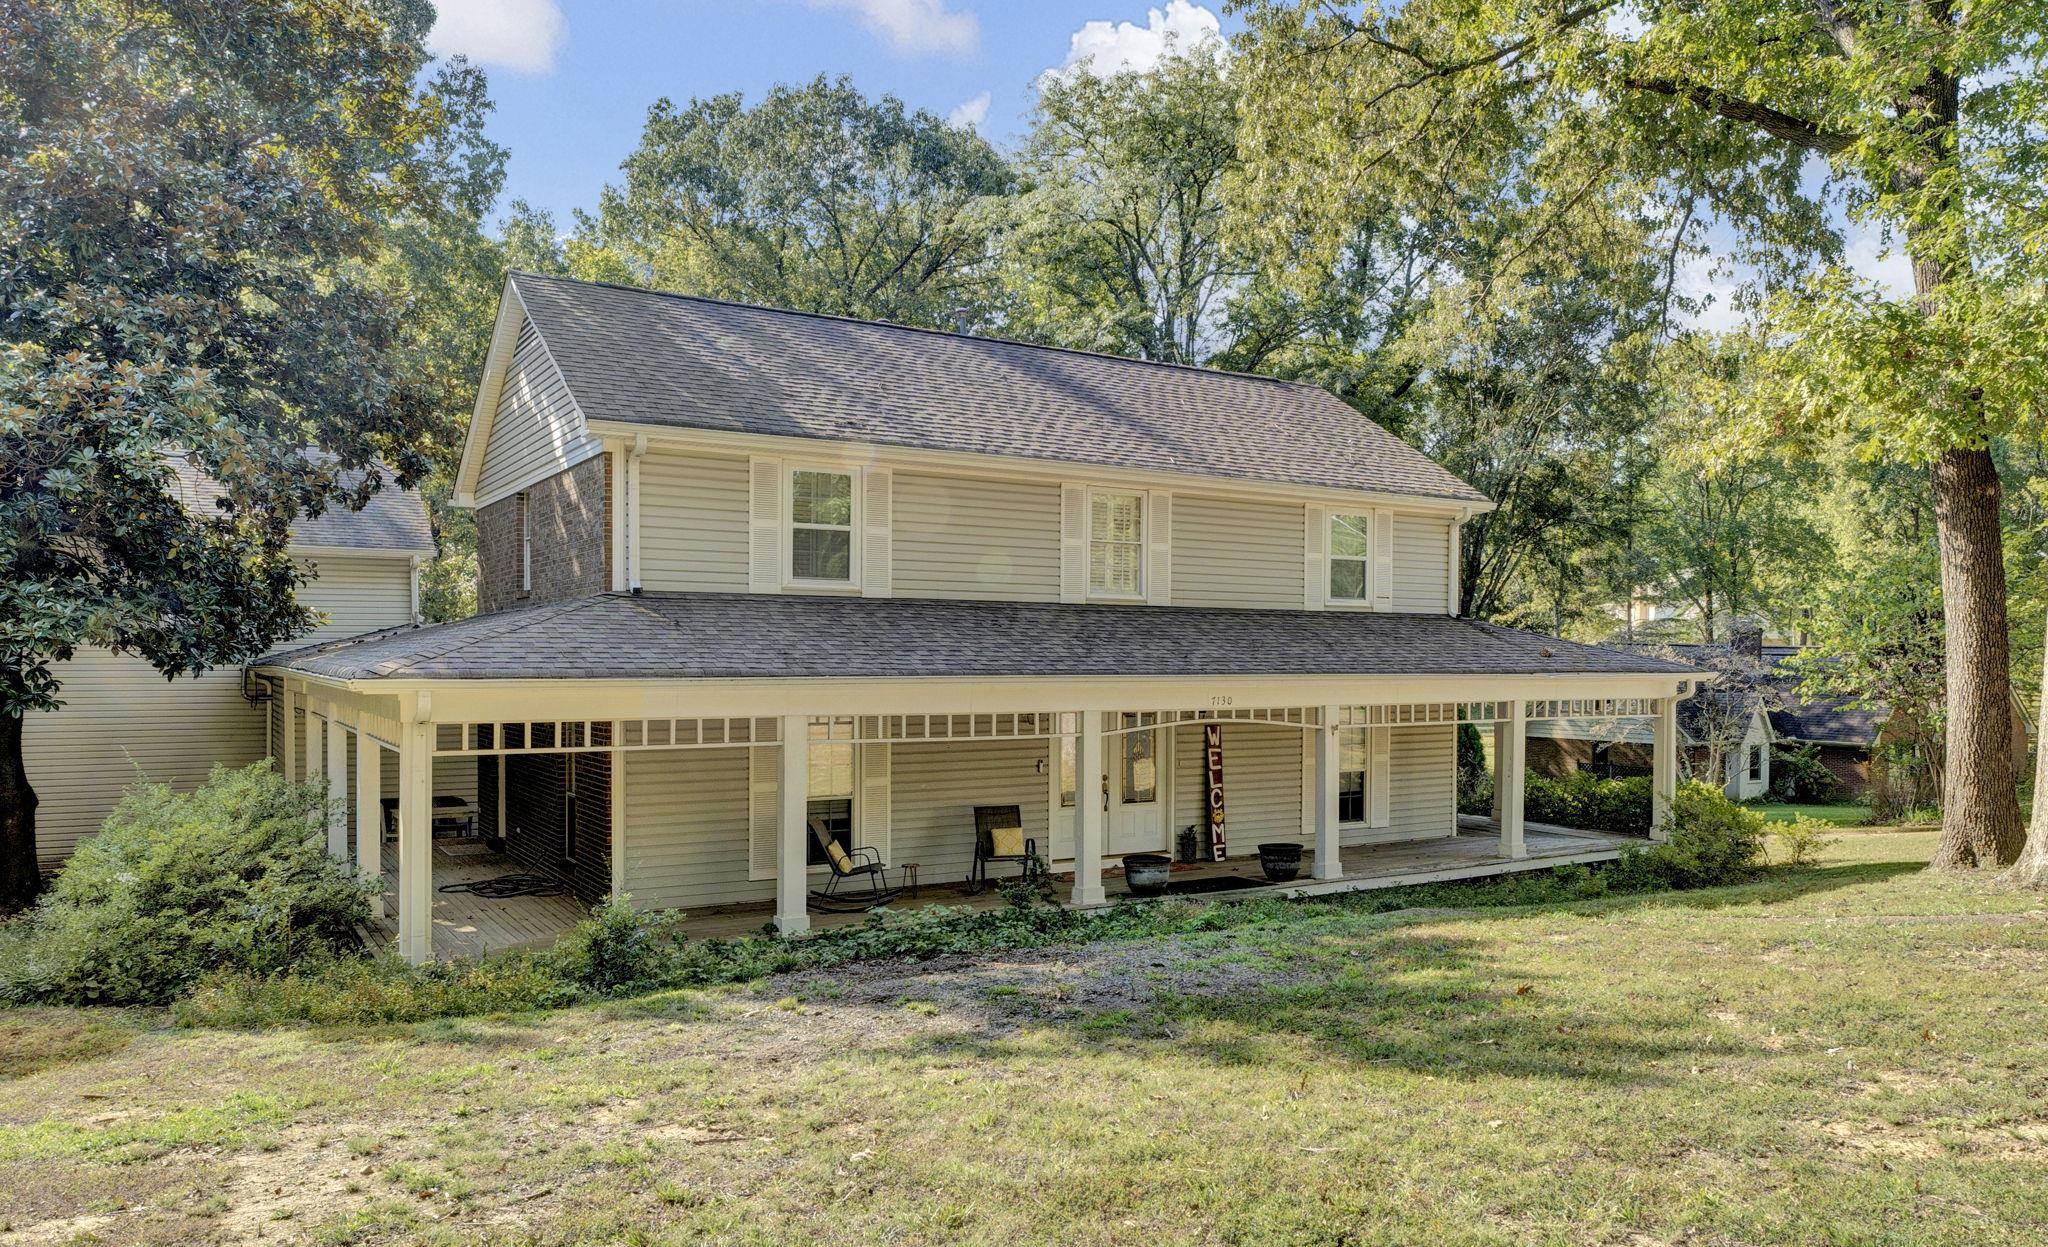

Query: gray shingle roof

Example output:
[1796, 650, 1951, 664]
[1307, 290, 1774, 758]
[508, 273, 1488, 504]
[1768, 691, 1886, 747]
[259, 592, 1691, 682]
[170, 455, 434, 555]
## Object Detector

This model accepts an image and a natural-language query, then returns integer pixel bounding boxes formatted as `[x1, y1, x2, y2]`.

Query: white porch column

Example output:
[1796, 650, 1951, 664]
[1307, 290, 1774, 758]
[395, 716, 434, 964]
[1071, 712, 1106, 906]
[1500, 699, 1527, 859]
[280, 683, 298, 781]
[1651, 695, 1678, 841]
[776, 714, 811, 936]
[1490, 721, 1507, 822]
[355, 728, 384, 920]
[304, 712, 326, 835]
[1312, 707, 1342, 880]
[324, 718, 349, 859]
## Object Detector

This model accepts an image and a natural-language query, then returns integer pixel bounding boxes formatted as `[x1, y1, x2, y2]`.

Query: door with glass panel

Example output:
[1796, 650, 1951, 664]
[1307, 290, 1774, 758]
[1048, 717, 1169, 861]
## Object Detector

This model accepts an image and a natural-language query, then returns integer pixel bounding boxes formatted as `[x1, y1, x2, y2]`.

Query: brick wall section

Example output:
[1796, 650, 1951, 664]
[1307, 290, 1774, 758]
[476, 452, 611, 614]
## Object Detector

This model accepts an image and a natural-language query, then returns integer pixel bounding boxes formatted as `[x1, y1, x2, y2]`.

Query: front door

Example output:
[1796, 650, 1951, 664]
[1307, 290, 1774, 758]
[1108, 715, 1166, 854]
[1048, 716, 1170, 861]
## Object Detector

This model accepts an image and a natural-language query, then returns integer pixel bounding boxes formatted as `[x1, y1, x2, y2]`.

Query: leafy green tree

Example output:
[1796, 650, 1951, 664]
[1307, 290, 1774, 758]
[573, 75, 1014, 327]
[1234, 0, 2048, 869]
[0, 0, 494, 901]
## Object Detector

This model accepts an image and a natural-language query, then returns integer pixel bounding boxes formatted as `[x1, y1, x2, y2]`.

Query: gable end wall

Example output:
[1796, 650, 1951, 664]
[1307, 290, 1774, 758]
[478, 453, 611, 614]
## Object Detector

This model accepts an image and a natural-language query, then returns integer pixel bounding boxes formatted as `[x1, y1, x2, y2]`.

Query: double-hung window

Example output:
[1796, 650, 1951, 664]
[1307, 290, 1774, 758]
[1338, 730, 1367, 824]
[1329, 512, 1371, 603]
[789, 467, 856, 586]
[1089, 490, 1145, 597]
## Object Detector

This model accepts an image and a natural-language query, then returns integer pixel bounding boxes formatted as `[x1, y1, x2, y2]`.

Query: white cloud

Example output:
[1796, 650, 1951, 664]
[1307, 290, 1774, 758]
[1841, 219, 1917, 298]
[806, 0, 980, 58]
[427, 0, 566, 75]
[947, 90, 992, 131]
[1050, 1, 1222, 79]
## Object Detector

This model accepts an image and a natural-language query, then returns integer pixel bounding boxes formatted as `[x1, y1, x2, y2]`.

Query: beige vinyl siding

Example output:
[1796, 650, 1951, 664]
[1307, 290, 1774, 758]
[618, 748, 773, 910]
[27, 554, 420, 865]
[888, 738, 1050, 881]
[476, 317, 598, 503]
[1391, 513, 1454, 614]
[892, 472, 1061, 602]
[1170, 722, 1305, 850]
[1170, 495, 1306, 610]
[1347, 724, 1457, 846]
[638, 448, 750, 592]
[298, 554, 414, 639]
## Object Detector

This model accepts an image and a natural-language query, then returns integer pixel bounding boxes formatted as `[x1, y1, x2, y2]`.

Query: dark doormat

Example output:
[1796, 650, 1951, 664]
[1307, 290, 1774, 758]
[1150, 874, 1268, 897]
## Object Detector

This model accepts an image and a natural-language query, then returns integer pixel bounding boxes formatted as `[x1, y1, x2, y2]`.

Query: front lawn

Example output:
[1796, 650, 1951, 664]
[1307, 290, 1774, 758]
[1747, 799, 1875, 825]
[0, 827, 2043, 1245]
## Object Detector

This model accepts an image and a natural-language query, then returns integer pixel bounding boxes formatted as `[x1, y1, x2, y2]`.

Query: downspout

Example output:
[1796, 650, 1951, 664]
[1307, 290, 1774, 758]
[627, 433, 647, 594]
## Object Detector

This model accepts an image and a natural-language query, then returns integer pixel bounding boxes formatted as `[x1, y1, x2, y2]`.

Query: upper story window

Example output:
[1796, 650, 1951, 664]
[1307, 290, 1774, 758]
[1328, 512, 1371, 603]
[1088, 490, 1144, 597]
[517, 491, 533, 593]
[789, 467, 856, 585]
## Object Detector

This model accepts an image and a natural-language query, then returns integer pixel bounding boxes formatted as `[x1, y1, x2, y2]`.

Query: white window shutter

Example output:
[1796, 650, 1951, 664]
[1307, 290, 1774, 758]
[859, 743, 891, 865]
[1146, 491, 1172, 605]
[1060, 485, 1088, 603]
[1303, 505, 1326, 610]
[863, 468, 893, 596]
[748, 745, 780, 880]
[748, 457, 782, 592]
[1368, 727, 1392, 827]
[1372, 507, 1395, 611]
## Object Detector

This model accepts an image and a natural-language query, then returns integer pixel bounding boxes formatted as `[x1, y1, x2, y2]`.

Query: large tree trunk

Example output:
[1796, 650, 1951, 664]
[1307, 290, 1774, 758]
[0, 713, 42, 909]
[2005, 612, 2048, 886]
[1927, 447, 2024, 868]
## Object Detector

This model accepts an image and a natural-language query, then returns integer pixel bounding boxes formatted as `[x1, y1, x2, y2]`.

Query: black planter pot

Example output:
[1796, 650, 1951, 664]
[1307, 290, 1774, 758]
[1257, 841, 1303, 883]
[1123, 853, 1172, 896]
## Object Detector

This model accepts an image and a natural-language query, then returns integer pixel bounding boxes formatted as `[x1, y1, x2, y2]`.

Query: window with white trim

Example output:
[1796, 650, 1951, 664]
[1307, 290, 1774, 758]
[805, 737, 856, 867]
[1088, 490, 1144, 597]
[518, 491, 532, 592]
[788, 467, 856, 585]
[1329, 512, 1370, 602]
[1338, 730, 1367, 824]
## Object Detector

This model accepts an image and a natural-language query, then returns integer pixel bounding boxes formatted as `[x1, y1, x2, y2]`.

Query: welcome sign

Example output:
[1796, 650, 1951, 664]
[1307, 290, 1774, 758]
[1204, 723, 1227, 860]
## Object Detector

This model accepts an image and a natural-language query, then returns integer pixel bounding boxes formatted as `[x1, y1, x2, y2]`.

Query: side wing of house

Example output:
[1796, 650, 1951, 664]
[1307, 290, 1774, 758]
[28, 553, 425, 865]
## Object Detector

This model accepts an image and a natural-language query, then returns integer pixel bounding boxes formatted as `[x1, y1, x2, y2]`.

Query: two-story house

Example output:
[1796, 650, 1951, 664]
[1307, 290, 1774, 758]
[257, 273, 1695, 963]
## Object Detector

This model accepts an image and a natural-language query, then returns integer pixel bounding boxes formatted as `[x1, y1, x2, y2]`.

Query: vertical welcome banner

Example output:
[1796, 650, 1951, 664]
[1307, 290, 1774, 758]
[1204, 723, 1227, 860]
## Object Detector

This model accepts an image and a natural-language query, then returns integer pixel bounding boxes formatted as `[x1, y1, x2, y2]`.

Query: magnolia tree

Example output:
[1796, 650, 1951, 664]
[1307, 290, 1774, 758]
[1233, 0, 2048, 870]
[0, 0, 495, 903]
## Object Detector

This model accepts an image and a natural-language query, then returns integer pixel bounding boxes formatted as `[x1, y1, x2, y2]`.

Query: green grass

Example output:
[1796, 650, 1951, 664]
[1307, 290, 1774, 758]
[0, 826, 2043, 1245]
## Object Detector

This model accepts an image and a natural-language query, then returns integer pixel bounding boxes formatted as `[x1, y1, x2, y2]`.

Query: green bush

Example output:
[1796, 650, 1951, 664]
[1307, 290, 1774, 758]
[1770, 743, 1846, 803]
[546, 898, 688, 995]
[1769, 815, 1839, 868]
[1524, 771, 1652, 834]
[0, 763, 376, 1006]
[178, 951, 579, 1027]
[1612, 780, 1767, 890]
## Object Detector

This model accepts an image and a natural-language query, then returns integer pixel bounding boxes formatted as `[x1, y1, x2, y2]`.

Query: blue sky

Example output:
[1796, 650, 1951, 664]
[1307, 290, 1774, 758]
[427, 1, 1235, 225]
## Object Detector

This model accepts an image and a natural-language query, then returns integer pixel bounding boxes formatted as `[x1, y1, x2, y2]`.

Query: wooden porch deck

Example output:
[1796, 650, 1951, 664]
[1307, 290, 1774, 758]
[367, 843, 591, 960]
[367, 823, 1636, 957]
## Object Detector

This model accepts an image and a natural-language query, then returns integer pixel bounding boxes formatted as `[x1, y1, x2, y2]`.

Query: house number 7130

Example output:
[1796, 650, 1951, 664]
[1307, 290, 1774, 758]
[1209, 695, 1235, 707]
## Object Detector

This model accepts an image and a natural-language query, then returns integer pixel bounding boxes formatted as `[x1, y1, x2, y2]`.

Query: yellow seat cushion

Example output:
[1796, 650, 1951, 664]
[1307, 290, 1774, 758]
[827, 839, 855, 872]
[991, 825, 1027, 858]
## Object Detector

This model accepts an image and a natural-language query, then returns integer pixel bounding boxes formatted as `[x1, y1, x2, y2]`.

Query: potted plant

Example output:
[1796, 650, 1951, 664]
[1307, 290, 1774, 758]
[1122, 853, 1172, 895]
[1256, 842, 1303, 882]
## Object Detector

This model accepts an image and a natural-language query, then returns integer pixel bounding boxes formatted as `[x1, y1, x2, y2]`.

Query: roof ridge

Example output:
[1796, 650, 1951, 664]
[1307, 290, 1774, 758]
[507, 270, 1328, 395]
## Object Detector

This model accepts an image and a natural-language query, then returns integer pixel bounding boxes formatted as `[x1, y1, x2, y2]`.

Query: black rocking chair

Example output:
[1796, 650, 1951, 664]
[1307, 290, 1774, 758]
[967, 805, 1045, 893]
[808, 818, 903, 912]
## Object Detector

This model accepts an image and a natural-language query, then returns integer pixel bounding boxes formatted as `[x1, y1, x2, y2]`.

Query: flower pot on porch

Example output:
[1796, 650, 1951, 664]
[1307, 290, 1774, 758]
[1122, 853, 1172, 896]
[1256, 842, 1303, 882]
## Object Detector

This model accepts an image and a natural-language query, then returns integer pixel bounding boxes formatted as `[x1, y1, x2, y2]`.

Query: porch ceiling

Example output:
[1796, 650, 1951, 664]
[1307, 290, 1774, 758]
[257, 591, 1696, 684]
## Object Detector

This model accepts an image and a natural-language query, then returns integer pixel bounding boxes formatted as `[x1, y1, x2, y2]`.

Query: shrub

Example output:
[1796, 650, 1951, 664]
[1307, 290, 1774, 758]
[1612, 780, 1766, 890]
[178, 951, 579, 1027]
[1769, 815, 1839, 868]
[546, 898, 688, 995]
[1524, 771, 1651, 835]
[1770, 743, 1846, 803]
[1456, 723, 1494, 814]
[0, 762, 376, 1006]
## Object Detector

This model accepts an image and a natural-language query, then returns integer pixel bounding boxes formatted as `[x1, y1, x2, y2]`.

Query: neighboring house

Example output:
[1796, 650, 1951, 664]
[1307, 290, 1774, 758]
[25, 461, 438, 866]
[1766, 691, 1887, 796]
[1527, 692, 1776, 800]
[256, 272, 1697, 963]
